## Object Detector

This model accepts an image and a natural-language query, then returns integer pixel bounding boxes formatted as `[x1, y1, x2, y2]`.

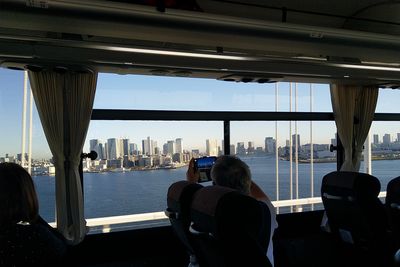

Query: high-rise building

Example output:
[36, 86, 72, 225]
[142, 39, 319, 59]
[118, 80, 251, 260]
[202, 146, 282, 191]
[122, 139, 129, 156]
[383, 134, 391, 145]
[90, 139, 104, 159]
[175, 138, 183, 154]
[104, 143, 108, 159]
[129, 143, 138, 156]
[236, 142, 246, 155]
[107, 138, 120, 160]
[265, 137, 276, 153]
[248, 141, 255, 154]
[167, 140, 175, 155]
[206, 139, 218, 156]
[163, 143, 168, 155]
[292, 134, 301, 148]
[229, 144, 236, 155]
[152, 140, 158, 155]
[90, 139, 100, 153]
[373, 134, 379, 144]
[142, 138, 152, 156]
[98, 143, 105, 159]
[397, 133, 400, 142]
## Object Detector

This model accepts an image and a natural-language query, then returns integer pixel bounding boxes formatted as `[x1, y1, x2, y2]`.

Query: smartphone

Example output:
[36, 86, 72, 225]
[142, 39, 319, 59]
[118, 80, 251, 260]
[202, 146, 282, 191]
[194, 156, 217, 183]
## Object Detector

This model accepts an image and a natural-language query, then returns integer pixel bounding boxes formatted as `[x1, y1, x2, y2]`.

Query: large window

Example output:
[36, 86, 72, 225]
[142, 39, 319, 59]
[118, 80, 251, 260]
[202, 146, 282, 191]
[94, 74, 332, 112]
[0, 69, 54, 222]
[83, 120, 223, 218]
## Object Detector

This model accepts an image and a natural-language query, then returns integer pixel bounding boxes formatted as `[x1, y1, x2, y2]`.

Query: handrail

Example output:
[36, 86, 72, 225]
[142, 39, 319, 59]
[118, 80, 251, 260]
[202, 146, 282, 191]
[49, 191, 387, 233]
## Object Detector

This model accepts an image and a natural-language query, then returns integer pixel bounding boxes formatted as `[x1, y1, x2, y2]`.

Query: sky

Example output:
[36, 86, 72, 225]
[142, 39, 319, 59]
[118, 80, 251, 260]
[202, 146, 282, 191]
[1, 69, 400, 159]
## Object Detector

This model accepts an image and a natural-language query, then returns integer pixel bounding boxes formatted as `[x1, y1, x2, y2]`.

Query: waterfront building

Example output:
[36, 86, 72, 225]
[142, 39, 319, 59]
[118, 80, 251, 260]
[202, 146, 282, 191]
[167, 140, 175, 155]
[248, 141, 255, 154]
[175, 138, 183, 154]
[107, 138, 120, 160]
[383, 134, 391, 145]
[230, 144, 235, 155]
[373, 134, 379, 144]
[265, 137, 276, 153]
[236, 142, 246, 155]
[122, 139, 130, 156]
[142, 139, 150, 156]
[129, 143, 138, 156]
[206, 139, 218, 156]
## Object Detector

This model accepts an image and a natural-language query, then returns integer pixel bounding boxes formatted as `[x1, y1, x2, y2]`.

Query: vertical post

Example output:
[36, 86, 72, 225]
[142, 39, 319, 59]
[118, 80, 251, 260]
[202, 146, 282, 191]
[289, 83, 293, 212]
[21, 71, 28, 168]
[364, 133, 372, 174]
[295, 83, 300, 212]
[224, 121, 230, 155]
[310, 84, 314, 210]
[275, 83, 279, 214]
[28, 87, 33, 175]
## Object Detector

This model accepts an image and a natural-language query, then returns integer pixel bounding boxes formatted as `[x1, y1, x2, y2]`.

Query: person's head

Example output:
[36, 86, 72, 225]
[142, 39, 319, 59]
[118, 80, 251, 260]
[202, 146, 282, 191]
[210, 155, 252, 195]
[0, 162, 39, 227]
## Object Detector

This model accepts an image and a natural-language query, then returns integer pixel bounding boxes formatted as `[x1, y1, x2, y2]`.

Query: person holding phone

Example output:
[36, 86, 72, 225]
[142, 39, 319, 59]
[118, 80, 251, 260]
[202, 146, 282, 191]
[186, 155, 278, 267]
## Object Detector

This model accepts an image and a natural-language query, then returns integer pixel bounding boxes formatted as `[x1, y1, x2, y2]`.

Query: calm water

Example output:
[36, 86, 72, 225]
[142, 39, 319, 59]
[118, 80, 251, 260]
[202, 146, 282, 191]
[33, 156, 400, 222]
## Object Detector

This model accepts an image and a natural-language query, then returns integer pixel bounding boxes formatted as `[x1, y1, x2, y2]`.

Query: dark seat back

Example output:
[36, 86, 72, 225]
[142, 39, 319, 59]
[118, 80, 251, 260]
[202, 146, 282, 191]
[386, 176, 400, 242]
[165, 181, 203, 258]
[321, 171, 388, 250]
[190, 185, 272, 267]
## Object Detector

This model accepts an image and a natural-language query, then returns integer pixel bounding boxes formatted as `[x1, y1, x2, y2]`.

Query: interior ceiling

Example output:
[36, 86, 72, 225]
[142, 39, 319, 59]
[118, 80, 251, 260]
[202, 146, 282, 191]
[1, 0, 400, 87]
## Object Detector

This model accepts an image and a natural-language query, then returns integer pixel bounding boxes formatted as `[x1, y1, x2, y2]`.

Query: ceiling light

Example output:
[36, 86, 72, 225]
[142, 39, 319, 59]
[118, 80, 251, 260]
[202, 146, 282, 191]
[106, 46, 251, 60]
[335, 63, 400, 72]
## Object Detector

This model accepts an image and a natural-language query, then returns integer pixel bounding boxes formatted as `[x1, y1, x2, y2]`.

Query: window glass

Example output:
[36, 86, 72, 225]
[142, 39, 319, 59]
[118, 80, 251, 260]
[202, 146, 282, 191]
[375, 88, 400, 113]
[230, 121, 337, 213]
[94, 74, 332, 112]
[83, 120, 223, 218]
[0, 69, 54, 221]
[363, 121, 400, 191]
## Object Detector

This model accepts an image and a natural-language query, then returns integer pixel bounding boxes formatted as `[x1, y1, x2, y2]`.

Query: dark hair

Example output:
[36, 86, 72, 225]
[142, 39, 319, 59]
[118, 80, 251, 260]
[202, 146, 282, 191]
[210, 155, 252, 195]
[0, 163, 39, 227]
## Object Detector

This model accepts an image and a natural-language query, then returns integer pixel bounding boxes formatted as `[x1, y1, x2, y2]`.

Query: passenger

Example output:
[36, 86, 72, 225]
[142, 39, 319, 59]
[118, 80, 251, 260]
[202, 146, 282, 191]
[0, 162, 68, 267]
[186, 155, 278, 266]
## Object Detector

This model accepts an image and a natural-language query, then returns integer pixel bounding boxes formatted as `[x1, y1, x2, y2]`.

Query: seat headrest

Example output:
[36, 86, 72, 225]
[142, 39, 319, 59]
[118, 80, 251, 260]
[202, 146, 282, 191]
[190, 185, 269, 239]
[167, 181, 203, 212]
[322, 171, 380, 199]
[386, 176, 400, 204]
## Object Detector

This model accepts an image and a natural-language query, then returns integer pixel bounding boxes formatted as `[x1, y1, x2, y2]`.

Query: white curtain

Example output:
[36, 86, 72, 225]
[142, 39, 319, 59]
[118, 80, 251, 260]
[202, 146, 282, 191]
[330, 84, 378, 172]
[29, 70, 97, 245]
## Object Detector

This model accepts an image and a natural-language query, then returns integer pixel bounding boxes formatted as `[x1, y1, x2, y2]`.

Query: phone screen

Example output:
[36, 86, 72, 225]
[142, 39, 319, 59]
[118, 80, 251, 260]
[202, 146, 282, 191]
[195, 156, 217, 170]
[194, 156, 217, 183]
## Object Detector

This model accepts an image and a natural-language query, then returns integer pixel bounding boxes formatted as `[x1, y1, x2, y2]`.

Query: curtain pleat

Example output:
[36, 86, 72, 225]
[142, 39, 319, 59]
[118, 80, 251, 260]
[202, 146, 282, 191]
[330, 84, 378, 172]
[29, 70, 97, 245]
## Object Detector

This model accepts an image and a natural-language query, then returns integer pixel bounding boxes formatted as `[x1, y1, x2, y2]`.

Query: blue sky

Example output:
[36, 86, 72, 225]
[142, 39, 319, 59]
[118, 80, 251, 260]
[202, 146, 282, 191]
[1, 69, 400, 159]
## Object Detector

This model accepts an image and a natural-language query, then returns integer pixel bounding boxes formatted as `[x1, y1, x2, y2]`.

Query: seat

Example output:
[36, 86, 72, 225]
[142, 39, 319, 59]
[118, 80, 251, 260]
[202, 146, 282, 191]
[321, 171, 392, 264]
[386, 176, 400, 243]
[165, 181, 203, 266]
[189, 185, 272, 267]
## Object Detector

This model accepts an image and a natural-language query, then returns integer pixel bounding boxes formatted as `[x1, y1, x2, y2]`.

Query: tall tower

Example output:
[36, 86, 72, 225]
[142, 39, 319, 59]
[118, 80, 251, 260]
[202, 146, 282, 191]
[175, 138, 183, 154]
[373, 134, 379, 144]
[107, 138, 120, 160]
[206, 139, 218, 156]
[167, 140, 175, 155]
[122, 138, 129, 156]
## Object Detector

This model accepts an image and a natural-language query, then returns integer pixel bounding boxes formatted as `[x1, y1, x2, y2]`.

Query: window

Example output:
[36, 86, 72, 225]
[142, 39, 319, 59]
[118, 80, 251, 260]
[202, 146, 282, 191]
[83, 120, 223, 218]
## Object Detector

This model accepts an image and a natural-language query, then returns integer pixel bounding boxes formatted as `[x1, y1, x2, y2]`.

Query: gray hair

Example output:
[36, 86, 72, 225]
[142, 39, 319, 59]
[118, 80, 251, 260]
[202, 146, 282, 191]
[210, 155, 251, 195]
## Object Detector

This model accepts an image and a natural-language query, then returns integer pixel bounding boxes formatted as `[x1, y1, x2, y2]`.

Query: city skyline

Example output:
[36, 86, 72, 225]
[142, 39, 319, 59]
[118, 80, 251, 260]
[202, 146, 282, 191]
[2, 69, 400, 159]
